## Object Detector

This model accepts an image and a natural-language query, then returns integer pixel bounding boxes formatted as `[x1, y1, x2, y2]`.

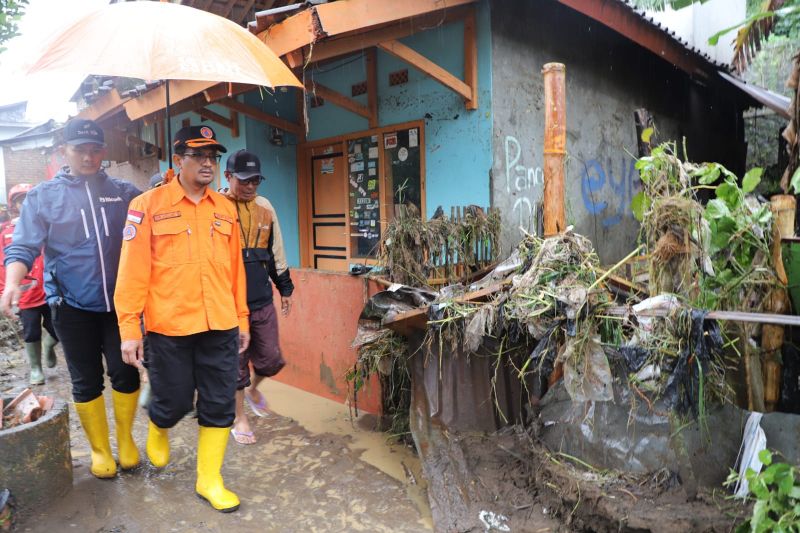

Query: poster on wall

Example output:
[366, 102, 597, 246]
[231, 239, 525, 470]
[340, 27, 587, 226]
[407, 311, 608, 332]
[347, 135, 380, 258]
[383, 127, 422, 217]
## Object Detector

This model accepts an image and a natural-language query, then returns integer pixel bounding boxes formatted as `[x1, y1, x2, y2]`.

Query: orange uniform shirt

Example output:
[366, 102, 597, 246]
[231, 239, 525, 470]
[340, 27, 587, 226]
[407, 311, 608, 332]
[114, 176, 249, 341]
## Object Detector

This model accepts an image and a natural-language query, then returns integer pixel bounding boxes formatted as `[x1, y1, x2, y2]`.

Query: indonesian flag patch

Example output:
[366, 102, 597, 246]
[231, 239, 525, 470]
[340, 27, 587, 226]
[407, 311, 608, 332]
[127, 209, 144, 224]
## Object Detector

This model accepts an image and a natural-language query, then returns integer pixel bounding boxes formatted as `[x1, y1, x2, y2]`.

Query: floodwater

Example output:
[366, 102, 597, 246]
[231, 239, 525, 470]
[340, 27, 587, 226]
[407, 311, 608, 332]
[2, 348, 432, 532]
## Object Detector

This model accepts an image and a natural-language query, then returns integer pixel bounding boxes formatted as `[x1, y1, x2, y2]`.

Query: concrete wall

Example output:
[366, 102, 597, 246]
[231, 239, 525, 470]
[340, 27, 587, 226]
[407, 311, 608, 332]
[304, 0, 494, 219]
[273, 269, 382, 414]
[490, 0, 744, 264]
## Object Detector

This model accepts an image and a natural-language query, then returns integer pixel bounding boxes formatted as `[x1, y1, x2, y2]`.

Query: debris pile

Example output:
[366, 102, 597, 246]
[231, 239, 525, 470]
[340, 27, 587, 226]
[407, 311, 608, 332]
[354, 142, 788, 428]
[379, 204, 501, 287]
[1, 388, 54, 430]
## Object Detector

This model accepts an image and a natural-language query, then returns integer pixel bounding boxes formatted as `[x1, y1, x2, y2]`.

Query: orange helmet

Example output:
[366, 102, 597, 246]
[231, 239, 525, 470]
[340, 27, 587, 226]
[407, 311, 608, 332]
[8, 183, 33, 205]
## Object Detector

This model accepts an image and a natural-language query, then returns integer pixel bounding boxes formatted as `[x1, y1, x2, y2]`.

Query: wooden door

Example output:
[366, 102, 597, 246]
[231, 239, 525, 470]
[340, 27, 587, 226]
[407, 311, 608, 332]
[308, 146, 348, 271]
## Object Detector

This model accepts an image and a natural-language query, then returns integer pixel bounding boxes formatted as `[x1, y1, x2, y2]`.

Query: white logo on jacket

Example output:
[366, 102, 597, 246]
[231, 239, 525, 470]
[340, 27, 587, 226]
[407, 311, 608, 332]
[99, 196, 123, 203]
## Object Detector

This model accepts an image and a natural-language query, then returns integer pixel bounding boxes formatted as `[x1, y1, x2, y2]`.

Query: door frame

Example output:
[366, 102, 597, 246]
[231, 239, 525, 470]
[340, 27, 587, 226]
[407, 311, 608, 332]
[297, 119, 426, 269]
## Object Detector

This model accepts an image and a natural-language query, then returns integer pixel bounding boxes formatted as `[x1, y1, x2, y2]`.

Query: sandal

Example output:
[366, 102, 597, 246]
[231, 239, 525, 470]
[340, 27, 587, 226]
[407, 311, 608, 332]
[245, 391, 270, 418]
[231, 428, 256, 445]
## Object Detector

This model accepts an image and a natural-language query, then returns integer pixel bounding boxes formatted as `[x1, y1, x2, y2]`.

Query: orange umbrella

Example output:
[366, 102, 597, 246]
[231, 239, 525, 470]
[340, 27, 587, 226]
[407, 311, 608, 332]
[26, 1, 302, 167]
[27, 1, 301, 88]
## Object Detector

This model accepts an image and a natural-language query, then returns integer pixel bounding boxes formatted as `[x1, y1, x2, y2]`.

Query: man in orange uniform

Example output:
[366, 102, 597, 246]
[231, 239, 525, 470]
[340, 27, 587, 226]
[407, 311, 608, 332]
[0, 183, 59, 385]
[114, 126, 249, 513]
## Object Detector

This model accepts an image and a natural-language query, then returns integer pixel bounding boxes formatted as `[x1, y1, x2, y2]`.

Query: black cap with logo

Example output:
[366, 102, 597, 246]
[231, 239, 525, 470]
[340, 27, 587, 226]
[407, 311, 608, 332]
[225, 149, 262, 180]
[173, 125, 227, 153]
[63, 118, 105, 146]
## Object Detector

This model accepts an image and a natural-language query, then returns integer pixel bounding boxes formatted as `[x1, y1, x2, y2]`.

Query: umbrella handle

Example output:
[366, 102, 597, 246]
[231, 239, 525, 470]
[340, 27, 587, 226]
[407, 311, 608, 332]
[166, 79, 172, 170]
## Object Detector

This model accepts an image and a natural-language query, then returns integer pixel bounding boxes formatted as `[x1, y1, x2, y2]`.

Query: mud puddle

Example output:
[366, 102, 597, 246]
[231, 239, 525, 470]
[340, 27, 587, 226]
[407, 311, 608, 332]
[258, 379, 432, 530]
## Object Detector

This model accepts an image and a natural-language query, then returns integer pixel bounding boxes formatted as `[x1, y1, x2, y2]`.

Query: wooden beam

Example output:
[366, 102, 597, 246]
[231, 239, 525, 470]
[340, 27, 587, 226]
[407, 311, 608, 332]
[295, 88, 306, 143]
[125, 80, 216, 121]
[196, 106, 234, 129]
[305, 81, 371, 120]
[77, 89, 128, 122]
[230, 110, 240, 138]
[302, 7, 471, 65]
[139, 94, 209, 125]
[315, 0, 476, 41]
[258, 0, 477, 57]
[203, 82, 256, 103]
[365, 47, 378, 128]
[378, 39, 472, 101]
[219, 0, 237, 19]
[463, 8, 478, 110]
[286, 49, 304, 69]
[216, 97, 304, 137]
[238, 0, 258, 25]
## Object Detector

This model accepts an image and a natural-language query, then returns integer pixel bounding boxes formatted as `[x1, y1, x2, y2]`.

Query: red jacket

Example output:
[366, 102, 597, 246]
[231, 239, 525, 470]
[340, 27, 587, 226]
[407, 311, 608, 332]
[0, 220, 46, 309]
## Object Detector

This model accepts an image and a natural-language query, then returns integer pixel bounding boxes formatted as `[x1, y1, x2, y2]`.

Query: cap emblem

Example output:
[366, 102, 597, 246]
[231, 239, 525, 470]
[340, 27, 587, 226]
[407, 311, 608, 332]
[199, 127, 213, 139]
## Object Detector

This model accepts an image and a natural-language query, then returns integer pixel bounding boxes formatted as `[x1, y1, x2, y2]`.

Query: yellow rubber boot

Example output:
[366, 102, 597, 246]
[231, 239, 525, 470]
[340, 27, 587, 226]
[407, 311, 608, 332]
[111, 389, 140, 470]
[73, 396, 117, 479]
[146, 420, 170, 468]
[195, 426, 239, 512]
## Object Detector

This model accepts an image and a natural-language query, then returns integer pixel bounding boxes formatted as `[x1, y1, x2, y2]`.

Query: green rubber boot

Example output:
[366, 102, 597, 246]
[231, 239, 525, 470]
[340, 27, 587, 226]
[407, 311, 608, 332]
[42, 330, 58, 368]
[25, 342, 44, 385]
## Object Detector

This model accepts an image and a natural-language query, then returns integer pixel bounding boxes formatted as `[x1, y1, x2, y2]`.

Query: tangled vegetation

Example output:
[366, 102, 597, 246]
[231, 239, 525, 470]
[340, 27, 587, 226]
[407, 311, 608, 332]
[379, 205, 501, 287]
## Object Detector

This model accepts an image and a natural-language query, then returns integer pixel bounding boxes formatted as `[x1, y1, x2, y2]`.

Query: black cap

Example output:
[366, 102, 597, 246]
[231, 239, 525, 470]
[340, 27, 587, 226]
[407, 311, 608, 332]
[149, 173, 163, 189]
[225, 149, 262, 180]
[173, 125, 227, 153]
[63, 118, 105, 146]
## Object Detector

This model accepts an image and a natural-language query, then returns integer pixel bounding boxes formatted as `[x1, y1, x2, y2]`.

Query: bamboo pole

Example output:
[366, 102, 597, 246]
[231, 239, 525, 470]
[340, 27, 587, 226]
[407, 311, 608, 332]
[762, 195, 796, 411]
[542, 63, 566, 237]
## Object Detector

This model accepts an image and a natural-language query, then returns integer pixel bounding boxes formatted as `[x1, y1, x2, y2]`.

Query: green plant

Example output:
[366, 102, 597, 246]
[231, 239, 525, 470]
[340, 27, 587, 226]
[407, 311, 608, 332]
[726, 449, 800, 532]
[0, 0, 28, 53]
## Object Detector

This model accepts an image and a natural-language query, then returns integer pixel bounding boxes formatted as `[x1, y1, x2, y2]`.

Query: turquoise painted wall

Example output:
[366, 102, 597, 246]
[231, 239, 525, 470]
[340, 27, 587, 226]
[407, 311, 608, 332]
[158, 93, 302, 267]
[157, 0, 493, 265]
[241, 88, 301, 268]
[304, 0, 493, 218]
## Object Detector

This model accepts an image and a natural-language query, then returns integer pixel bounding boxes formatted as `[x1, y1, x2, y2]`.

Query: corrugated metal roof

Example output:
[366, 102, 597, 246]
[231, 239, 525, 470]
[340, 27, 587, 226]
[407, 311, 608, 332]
[615, 0, 731, 71]
[718, 71, 792, 118]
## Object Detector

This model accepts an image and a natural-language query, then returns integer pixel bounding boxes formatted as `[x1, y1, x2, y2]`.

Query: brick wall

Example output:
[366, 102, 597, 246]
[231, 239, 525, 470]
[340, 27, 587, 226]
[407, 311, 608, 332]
[3, 147, 55, 200]
[3, 147, 157, 200]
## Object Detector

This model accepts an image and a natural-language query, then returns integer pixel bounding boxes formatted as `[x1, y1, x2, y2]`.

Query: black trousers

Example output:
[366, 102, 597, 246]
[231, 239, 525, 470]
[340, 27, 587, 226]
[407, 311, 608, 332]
[52, 302, 140, 403]
[147, 328, 239, 429]
[19, 304, 57, 343]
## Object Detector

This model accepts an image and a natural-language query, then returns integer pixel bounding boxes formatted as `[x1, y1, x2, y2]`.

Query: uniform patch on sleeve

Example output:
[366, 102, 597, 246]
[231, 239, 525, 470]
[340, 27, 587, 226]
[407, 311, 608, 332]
[153, 211, 181, 222]
[127, 209, 144, 224]
[214, 213, 233, 224]
[123, 224, 137, 241]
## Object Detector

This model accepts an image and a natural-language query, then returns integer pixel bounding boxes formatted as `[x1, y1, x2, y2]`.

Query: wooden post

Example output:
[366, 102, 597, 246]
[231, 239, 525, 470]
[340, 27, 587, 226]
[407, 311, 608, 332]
[762, 195, 797, 411]
[542, 63, 566, 237]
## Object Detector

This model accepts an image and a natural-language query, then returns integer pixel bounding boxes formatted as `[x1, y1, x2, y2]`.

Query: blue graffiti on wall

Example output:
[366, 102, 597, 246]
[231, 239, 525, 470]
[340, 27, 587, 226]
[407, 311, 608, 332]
[581, 158, 641, 228]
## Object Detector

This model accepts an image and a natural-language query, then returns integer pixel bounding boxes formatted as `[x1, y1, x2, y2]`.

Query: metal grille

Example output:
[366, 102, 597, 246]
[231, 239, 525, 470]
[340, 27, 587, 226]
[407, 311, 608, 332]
[388, 69, 409, 86]
[351, 81, 368, 97]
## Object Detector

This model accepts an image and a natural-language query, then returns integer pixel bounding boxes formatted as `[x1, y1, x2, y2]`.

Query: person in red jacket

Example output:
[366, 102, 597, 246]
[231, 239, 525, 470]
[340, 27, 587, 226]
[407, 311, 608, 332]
[0, 183, 59, 384]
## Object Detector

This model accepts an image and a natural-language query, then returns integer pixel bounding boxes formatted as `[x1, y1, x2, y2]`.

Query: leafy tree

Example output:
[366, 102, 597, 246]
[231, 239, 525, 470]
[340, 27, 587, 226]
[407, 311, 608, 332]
[0, 0, 28, 53]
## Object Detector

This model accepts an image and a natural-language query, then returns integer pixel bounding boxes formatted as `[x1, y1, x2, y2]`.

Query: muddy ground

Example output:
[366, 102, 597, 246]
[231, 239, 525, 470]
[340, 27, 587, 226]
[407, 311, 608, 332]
[2, 333, 751, 532]
[0, 342, 433, 533]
